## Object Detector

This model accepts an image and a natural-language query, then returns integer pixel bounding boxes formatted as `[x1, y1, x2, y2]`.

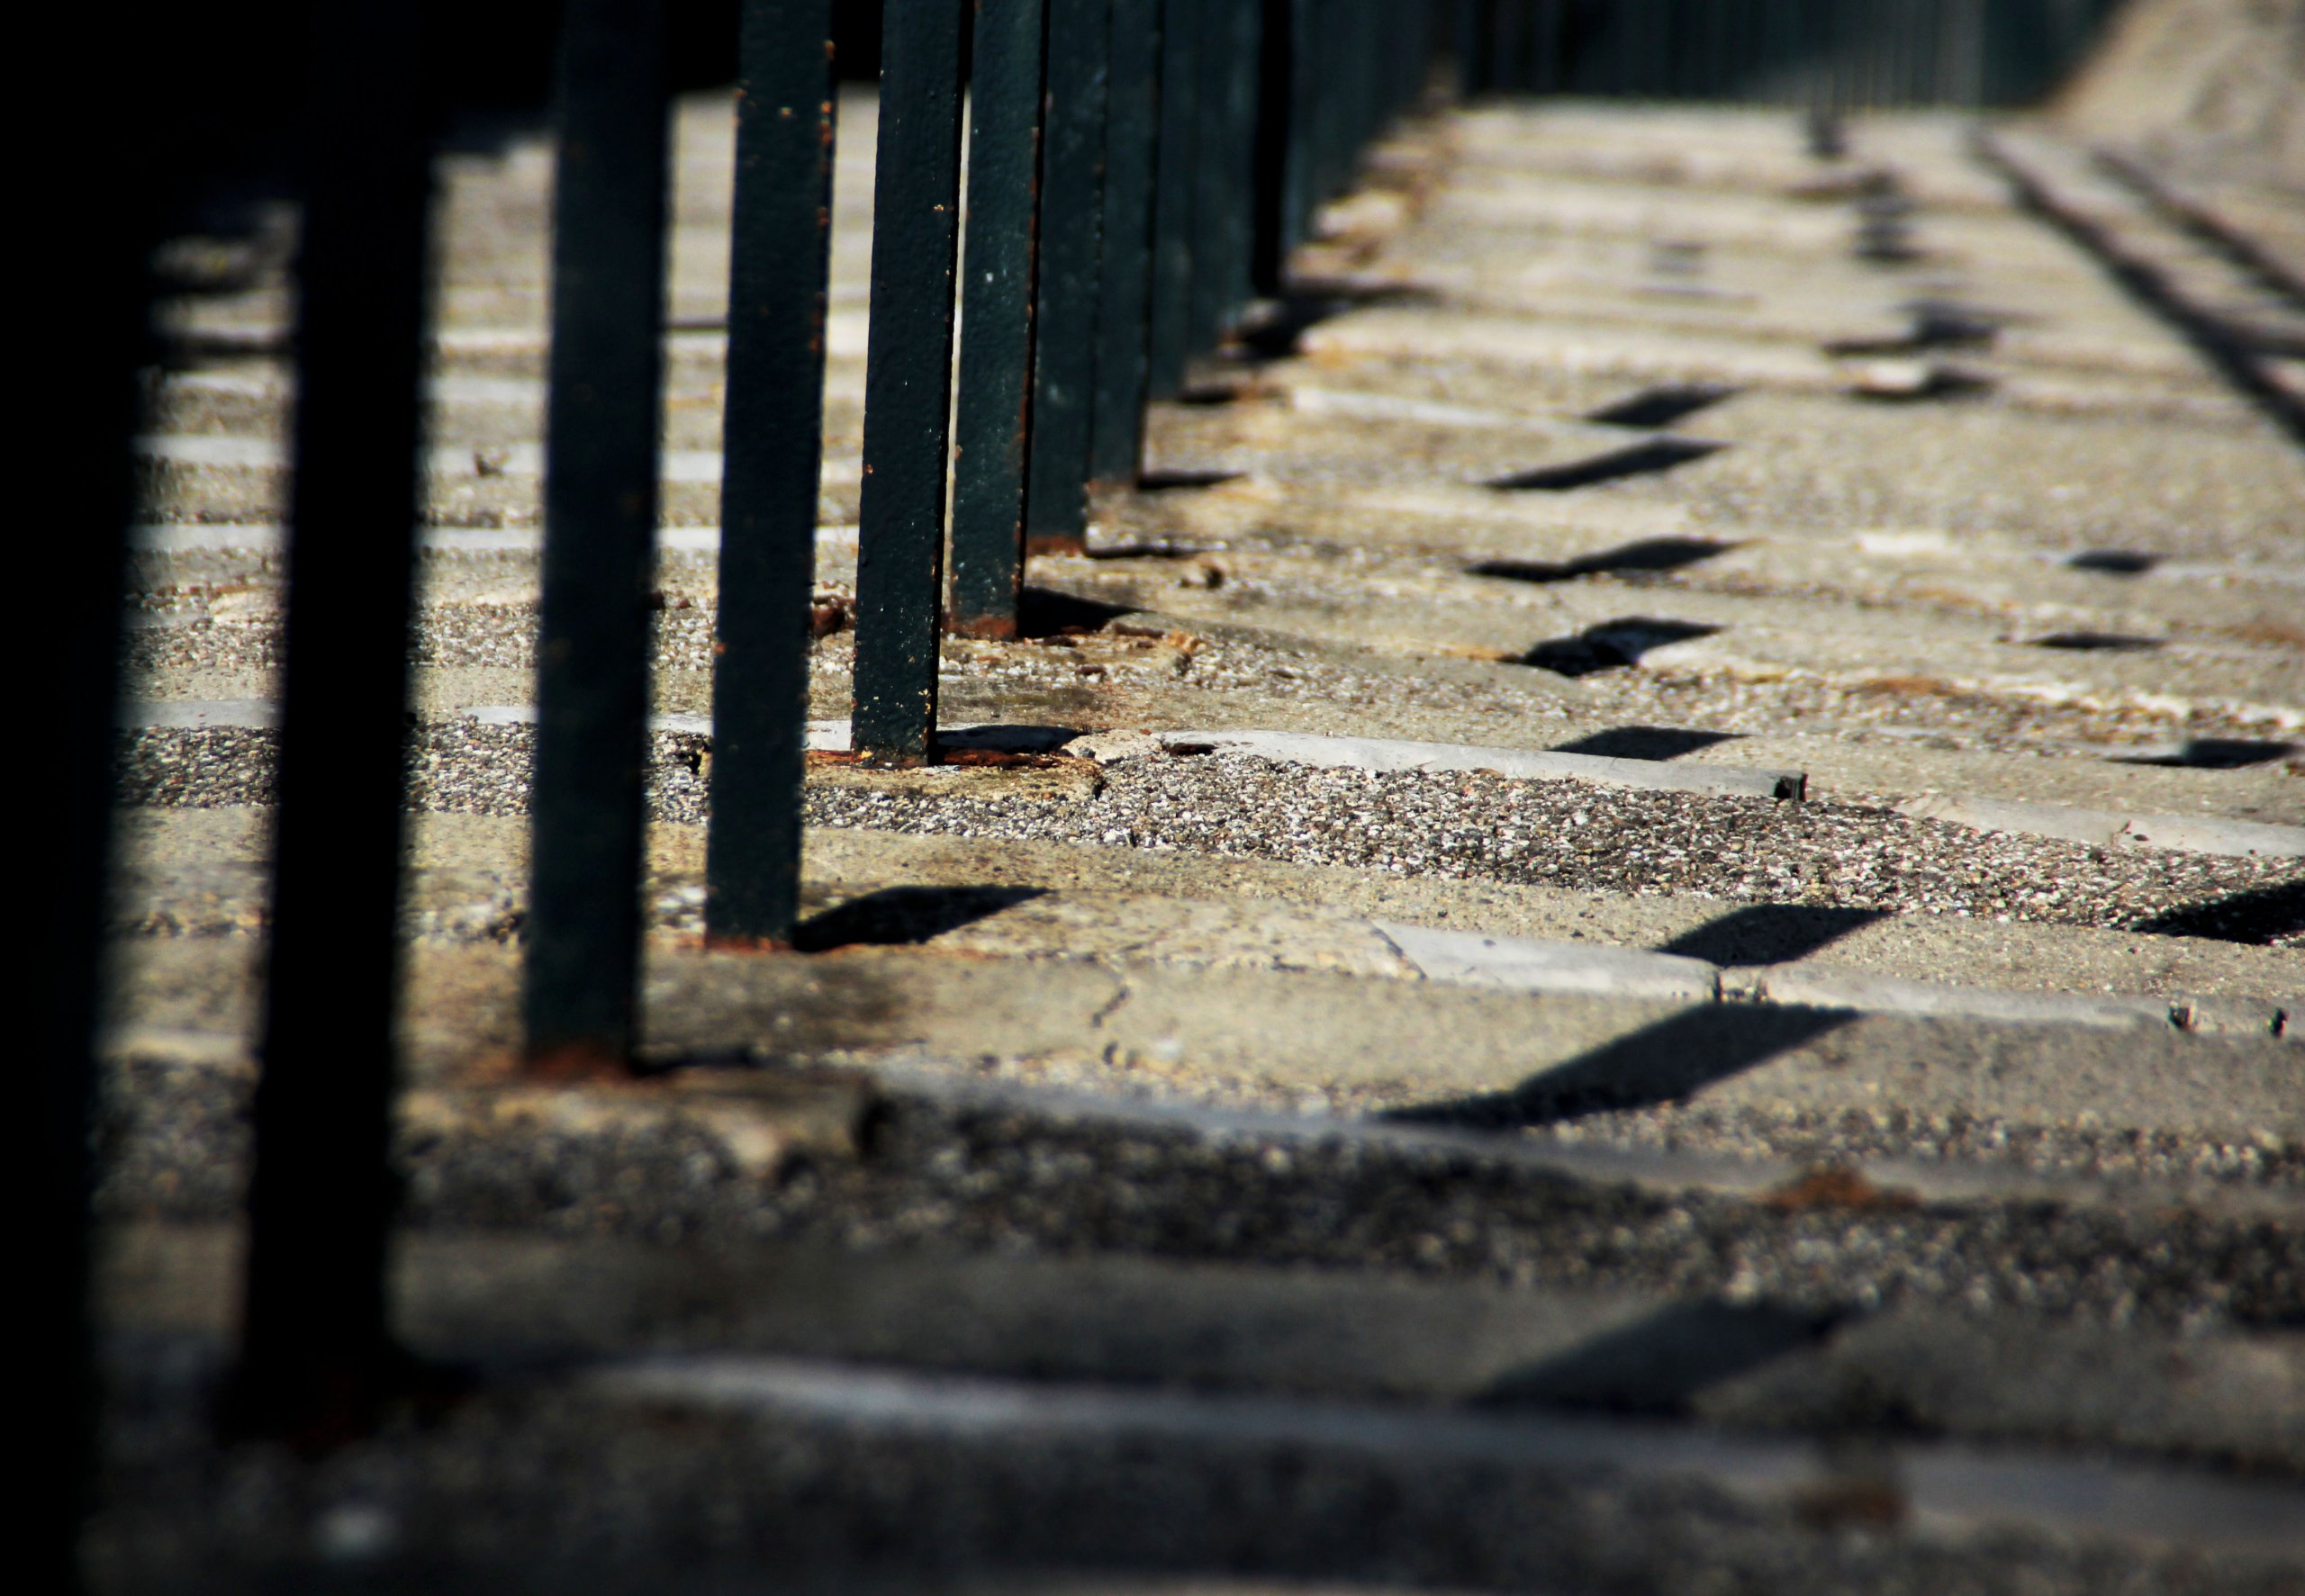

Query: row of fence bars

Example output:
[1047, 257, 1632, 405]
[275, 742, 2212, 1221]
[41, 0, 2143, 1573]
[204, 0, 1442, 1443]
[1457, 0, 2126, 108]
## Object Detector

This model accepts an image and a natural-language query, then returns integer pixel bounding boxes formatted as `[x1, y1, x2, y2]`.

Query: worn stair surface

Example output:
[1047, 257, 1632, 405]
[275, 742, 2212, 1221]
[102, 83, 2302, 1595]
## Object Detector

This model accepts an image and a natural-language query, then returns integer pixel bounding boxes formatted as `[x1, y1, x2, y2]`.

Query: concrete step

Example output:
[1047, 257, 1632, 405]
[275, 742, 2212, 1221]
[101, 1222, 2305, 1473]
[88, 1336, 2305, 1593]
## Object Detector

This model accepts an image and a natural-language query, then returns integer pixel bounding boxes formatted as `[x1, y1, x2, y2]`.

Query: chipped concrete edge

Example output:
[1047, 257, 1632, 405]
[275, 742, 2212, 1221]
[1896, 793, 2305, 861]
[1375, 920, 2296, 1043]
[1144, 727, 1806, 801]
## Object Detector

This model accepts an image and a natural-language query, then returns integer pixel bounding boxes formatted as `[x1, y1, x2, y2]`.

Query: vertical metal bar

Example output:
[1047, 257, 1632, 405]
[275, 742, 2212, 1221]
[852, 0, 968, 761]
[1454, 0, 1487, 95]
[237, 0, 432, 1439]
[1306, 0, 1339, 203]
[525, 0, 671, 1063]
[1493, 0, 1530, 94]
[1209, 0, 1263, 327]
[1252, 0, 1298, 294]
[707, 0, 840, 944]
[1358, 2, 1377, 142]
[1533, 0, 1564, 93]
[949, 0, 1048, 628]
[1184, 0, 1234, 358]
[39, 26, 153, 1582]
[1285, 0, 1321, 244]
[1022, 0, 1111, 554]
[1144, 0, 1201, 400]
[1089, 0, 1162, 484]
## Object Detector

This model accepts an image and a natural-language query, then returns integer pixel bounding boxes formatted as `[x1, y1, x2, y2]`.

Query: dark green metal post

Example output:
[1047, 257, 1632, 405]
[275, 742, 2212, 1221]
[707, 0, 839, 945]
[1089, 0, 1162, 484]
[39, 15, 156, 1580]
[1184, 0, 1234, 358]
[1022, 0, 1111, 554]
[239, 0, 433, 1438]
[1144, 0, 1201, 399]
[949, 0, 1047, 632]
[1218, 0, 1263, 317]
[1494, 0, 1531, 94]
[525, 0, 671, 1063]
[1454, 0, 1486, 95]
[1252, 0, 1300, 293]
[852, 0, 968, 760]
[1533, 0, 1565, 92]
[1185, 0, 1257, 353]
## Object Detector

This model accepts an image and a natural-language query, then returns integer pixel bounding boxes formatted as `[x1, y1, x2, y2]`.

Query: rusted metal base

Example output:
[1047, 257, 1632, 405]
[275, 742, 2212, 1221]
[947, 612, 1021, 640]
[521, 1040, 639, 1083]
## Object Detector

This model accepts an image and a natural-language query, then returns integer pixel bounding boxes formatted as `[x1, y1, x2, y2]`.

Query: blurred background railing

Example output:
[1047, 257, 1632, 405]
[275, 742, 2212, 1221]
[1459, 0, 2129, 106]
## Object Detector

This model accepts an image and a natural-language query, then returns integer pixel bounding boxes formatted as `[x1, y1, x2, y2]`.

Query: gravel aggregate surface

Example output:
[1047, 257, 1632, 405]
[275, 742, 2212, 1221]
[115, 727, 2304, 943]
[120, 576, 2305, 771]
[93, 1060, 2304, 1330]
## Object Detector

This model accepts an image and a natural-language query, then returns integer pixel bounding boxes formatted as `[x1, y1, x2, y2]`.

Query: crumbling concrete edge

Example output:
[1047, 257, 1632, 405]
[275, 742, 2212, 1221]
[1896, 792, 2305, 861]
[1374, 920, 2296, 1042]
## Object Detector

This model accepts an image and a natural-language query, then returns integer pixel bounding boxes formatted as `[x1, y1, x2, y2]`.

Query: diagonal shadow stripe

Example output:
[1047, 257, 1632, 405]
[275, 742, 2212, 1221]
[1584, 384, 1739, 429]
[1482, 1300, 1849, 1416]
[1521, 617, 1721, 678]
[1385, 1005, 1855, 1131]
[794, 886, 1046, 952]
[1659, 904, 1889, 966]
[2136, 881, 2305, 945]
[1469, 536, 1737, 584]
[1488, 437, 1725, 491]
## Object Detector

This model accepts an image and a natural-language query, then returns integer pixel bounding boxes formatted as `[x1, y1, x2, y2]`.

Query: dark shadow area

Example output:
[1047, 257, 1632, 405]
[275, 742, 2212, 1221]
[1085, 540, 1211, 562]
[1483, 1301, 1847, 1416]
[1851, 174, 1921, 269]
[1855, 222, 1925, 266]
[1229, 281, 1438, 361]
[1584, 384, 1739, 429]
[792, 886, 1045, 952]
[2095, 149, 2305, 315]
[1488, 437, 1725, 492]
[1520, 618, 1722, 678]
[2114, 738, 2300, 771]
[1825, 301, 2001, 357]
[1175, 383, 1259, 407]
[1647, 239, 1706, 278]
[1805, 108, 1847, 161]
[1659, 903, 1890, 966]
[1385, 1005, 1854, 1130]
[1551, 726, 1742, 762]
[1018, 586, 1134, 636]
[2030, 631, 2162, 653]
[2136, 880, 2305, 946]
[1135, 468, 1245, 491]
[2066, 549, 2162, 576]
[935, 724, 1081, 755]
[1985, 140, 2305, 450]
[1469, 537, 1736, 584]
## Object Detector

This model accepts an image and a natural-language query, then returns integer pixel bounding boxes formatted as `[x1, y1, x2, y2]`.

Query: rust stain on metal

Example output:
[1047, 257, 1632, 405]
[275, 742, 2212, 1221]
[522, 1040, 638, 1084]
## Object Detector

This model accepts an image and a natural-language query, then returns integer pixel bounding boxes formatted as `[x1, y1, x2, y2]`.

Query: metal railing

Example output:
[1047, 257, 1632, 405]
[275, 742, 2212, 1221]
[53, 0, 1442, 1460]
[46, 0, 2134, 1575]
[1459, 0, 2127, 108]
